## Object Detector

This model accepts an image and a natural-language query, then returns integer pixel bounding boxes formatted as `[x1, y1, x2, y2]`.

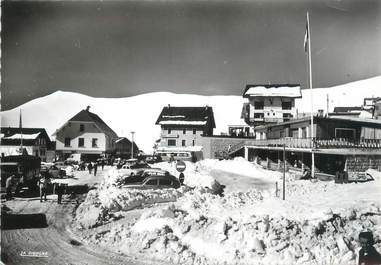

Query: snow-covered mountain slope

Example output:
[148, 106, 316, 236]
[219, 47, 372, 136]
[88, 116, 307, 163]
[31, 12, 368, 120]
[1, 76, 380, 152]
[0, 92, 245, 152]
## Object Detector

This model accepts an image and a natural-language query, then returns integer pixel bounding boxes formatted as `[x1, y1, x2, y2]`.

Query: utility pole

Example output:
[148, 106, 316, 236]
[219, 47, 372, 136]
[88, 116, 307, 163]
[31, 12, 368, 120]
[283, 144, 286, 200]
[131, 131, 135, 159]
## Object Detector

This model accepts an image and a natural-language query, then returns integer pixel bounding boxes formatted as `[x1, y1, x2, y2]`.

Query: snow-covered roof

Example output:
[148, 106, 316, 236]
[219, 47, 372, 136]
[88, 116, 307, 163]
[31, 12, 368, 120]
[3, 133, 41, 140]
[159, 121, 207, 126]
[156, 106, 216, 128]
[243, 84, 302, 98]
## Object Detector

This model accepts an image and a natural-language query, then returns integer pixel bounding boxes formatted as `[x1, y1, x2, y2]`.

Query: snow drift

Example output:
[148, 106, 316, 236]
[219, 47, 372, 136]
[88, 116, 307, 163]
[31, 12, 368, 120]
[75, 159, 381, 265]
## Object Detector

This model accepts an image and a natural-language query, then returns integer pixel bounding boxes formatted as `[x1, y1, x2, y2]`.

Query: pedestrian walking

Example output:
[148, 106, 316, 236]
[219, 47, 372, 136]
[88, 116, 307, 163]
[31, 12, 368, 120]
[39, 174, 51, 202]
[93, 162, 98, 176]
[87, 162, 93, 174]
[54, 183, 66, 204]
[5, 175, 15, 200]
[101, 159, 105, 170]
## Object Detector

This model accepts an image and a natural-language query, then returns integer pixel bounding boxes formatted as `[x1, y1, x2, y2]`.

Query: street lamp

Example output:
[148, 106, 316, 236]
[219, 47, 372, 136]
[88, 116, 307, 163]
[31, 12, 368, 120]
[131, 131, 135, 159]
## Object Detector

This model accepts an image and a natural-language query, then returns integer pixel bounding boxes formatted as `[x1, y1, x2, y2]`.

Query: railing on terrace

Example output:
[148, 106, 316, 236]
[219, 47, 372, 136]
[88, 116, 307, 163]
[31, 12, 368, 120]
[246, 138, 313, 149]
[245, 138, 381, 149]
[314, 138, 381, 149]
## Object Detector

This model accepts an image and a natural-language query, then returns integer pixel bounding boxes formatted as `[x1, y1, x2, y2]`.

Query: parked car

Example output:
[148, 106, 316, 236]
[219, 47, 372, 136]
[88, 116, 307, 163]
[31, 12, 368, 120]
[41, 165, 66, 178]
[119, 162, 151, 179]
[123, 171, 180, 189]
[54, 161, 67, 170]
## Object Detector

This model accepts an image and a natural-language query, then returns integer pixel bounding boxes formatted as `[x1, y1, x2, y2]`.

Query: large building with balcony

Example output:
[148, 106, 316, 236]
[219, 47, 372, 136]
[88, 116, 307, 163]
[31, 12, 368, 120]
[241, 84, 302, 127]
[155, 105, 215, 149]
[53, 106, 118, 160]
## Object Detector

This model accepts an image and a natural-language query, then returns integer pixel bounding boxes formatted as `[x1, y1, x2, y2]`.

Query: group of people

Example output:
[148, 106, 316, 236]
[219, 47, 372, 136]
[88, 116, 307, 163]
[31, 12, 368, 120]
[5, 173, 66, 204]
[38, 173, 67, 204]
[86, 160, 105, 176]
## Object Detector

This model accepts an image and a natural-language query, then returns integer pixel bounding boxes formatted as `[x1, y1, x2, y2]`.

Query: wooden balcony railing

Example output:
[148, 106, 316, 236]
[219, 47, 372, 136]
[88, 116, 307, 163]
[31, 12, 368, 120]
[244, 138, 381, 149]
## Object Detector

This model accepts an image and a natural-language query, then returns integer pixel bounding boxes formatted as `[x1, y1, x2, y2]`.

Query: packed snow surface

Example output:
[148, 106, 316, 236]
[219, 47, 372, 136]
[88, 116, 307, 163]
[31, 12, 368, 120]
[76, 158, 381, 265]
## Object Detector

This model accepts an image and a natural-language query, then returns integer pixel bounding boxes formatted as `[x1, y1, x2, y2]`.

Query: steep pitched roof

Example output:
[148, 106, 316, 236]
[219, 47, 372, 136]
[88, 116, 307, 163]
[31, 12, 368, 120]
[115, 137, 139, 150]
[243, 84, 302, 98]
[64, 108, 118, 138]
[155, 106, 216, 128]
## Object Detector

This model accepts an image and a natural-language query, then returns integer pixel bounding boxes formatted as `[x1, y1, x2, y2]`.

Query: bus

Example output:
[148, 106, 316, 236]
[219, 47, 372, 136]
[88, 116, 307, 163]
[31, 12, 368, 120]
[155, 150, 203, 162]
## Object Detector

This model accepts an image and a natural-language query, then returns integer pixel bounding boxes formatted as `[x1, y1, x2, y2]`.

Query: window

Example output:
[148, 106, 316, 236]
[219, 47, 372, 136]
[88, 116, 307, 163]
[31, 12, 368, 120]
[80, 124, 84, 132]
[168, 139, 176, 146]
[183, 129, 186, 134]
[193, 129, 197, 134]
[145, 179, 157, 186]
[282, 101, 292, 110]
[254, 101, 264, 110]
[159, 179, 172, 186]
[254, 113, 264, 119]
[40, 149, 46, 156]
[64, 138, 71, 147]
[182, 140, 186, 146]
[302, 127, 307, 138]
[78, 138, 84, 147]
[168, 129, 172, 134]
[283, 113, 293, 122]
[192, 140, 195, 146]
[92, 138, 98, 147]
[335, 128, 356, 141]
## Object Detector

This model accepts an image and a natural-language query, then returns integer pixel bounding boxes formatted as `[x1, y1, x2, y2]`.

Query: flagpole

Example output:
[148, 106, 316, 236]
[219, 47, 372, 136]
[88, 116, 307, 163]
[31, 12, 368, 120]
[307, 12, 315, 179]
[20, 109, 23, 151]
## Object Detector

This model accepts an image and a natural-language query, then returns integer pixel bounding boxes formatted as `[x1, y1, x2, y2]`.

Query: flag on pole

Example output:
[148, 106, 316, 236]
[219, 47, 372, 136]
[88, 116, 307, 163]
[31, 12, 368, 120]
[304, 18, 309, 52]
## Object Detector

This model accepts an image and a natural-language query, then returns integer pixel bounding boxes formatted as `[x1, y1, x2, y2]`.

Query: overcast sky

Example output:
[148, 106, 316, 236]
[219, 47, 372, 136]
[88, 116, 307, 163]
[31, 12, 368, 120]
[1, 0, 380, 110]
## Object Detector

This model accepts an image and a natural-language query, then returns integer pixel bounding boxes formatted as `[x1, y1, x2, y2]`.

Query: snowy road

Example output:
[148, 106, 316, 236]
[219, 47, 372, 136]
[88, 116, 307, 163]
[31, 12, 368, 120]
[1, 197, 153, 265]
[209, 169, 277, 193]
[1, 167, 166, 265]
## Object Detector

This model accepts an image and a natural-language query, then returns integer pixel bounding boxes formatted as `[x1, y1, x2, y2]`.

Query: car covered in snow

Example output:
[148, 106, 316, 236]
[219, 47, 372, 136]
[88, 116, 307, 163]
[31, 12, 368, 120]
[123, 169, 180, 189]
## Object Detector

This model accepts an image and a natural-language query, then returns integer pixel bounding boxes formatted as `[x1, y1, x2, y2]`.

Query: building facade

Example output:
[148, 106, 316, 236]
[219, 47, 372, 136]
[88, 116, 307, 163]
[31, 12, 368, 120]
[0, 127, 52, 161]
[53, 106, 118, 160]
[114, 137, 139, 158]
[155, 106, 215, 149]
[241, 84, 302, 127]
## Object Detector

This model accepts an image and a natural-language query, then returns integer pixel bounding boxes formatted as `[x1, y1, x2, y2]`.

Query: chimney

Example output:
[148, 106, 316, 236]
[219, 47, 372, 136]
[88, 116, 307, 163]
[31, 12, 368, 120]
[86, 106, 90, 112]
[318, 109, 324, 117]
[168, 104, 170, 108]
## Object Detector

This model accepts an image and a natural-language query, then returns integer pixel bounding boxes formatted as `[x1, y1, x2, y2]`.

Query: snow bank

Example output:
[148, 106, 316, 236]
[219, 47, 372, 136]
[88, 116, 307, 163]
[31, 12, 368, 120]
[75, 166, 217, 229]
[85, 189, 381, 265]
[76, 161, 381, 264]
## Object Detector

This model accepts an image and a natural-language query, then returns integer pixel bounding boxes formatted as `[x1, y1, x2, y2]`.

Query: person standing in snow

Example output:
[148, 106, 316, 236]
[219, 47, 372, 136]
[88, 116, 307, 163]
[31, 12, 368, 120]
[93, 162, 98, 176]
[358, 231, 381, 265]
[54, 183, 65, 204]
[179, 173, 185, 185]
[39, 174, 51, 202]
[87, 162, 93, 175]
[5, 175, 15, 200]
